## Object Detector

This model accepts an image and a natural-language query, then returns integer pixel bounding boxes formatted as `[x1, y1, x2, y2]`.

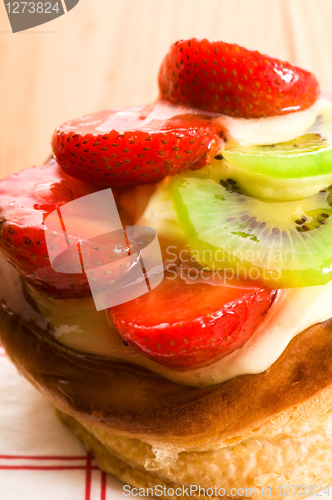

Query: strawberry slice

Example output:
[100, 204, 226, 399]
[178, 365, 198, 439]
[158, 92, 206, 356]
[51, 105, 222, 189]
[109, 274, 277, 369]
[158, 38, 320, 118]
[0, 160, 137, 297]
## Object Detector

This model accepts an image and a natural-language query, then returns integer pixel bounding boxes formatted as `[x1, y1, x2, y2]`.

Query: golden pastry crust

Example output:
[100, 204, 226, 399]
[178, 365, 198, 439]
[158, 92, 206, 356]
[56, 410, 197, 500]
[57, 408, 332, 500]
[1, 256, 332, 452]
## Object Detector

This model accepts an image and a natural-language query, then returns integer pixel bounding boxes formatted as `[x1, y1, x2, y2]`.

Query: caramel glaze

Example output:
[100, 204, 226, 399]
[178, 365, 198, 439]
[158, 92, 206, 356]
[2, 256, 332, 451]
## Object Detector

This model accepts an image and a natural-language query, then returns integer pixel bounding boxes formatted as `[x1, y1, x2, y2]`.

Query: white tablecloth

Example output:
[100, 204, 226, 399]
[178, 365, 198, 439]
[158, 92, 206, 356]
[0, 348, 134, 500]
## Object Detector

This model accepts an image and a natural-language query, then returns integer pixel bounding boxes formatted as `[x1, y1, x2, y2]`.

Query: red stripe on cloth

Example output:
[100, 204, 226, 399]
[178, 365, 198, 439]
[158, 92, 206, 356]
[0, 454, 87, 460]
[101, 471, 107, 500]
[0, 465, 99, 470]
[85, 453, 92, 500]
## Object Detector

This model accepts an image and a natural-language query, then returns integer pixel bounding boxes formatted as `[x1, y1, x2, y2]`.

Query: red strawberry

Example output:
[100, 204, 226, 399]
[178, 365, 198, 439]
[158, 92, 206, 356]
[158, 38, 320, 118]
[0, 160, 139, 297]
[51, 104, 223, 189]
[109, 274, 277, 369]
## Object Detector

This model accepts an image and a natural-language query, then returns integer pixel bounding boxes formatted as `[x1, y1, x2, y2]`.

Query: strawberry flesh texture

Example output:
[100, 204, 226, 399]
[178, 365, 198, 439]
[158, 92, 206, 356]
[0, 160, 137, 298]
[109, 275, 277, 369]
[158, 38, 320, 118]
[52, 107, 222, 189]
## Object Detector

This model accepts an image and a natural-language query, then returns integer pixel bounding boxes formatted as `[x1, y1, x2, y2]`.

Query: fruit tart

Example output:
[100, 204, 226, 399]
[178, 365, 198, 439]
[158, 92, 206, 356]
[1, 39, 332, 499]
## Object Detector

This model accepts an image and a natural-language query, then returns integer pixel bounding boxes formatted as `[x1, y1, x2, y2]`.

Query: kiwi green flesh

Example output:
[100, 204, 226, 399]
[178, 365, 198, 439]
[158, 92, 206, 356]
[169, 176, 332, 288]
[206, 158, 332, 202]
[223, 133, 332, 179]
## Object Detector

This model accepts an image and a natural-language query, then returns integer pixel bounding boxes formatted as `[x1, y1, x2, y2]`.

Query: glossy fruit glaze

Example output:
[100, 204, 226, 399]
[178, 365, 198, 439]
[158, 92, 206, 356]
[0, 160, 138, 297]
[109, 273, 277, 369]
[52, 101, 224, 189]
[0, 37, 328, 374]
[158, 38, 320, 118]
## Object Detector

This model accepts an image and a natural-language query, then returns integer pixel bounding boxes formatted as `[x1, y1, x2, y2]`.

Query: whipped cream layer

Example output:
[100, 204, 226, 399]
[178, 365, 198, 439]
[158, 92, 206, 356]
[141, 95, 329, 147]
[217, 95, 328, 146]
[27, 280, 332, 387]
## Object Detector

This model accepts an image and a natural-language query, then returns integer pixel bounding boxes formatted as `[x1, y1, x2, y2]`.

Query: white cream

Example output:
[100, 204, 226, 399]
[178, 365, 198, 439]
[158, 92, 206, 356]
[101, 97, 330, 149]
[27, 279, 332, 387]
[216, 96, 329, 146]
[147, 97, 330, 147]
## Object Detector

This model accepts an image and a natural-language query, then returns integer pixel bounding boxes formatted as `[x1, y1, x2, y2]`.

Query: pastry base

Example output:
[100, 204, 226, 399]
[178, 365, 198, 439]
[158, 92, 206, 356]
[56, 407, 332, 500]
[56, 409, 196, 500]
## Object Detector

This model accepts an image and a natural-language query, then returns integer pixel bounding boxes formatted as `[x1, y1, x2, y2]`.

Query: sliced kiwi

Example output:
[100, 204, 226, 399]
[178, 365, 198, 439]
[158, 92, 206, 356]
[206, 156, 332, 202]
[169, 175, 332, 287]
[220, 103, 332, 201]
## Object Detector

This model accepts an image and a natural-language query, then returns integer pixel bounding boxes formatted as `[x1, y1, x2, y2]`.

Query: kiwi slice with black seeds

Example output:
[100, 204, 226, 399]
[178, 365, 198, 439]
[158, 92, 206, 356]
[169, 175, 332, 287]
[207, 156, 332, 202]
[217, 103, 332, 201]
